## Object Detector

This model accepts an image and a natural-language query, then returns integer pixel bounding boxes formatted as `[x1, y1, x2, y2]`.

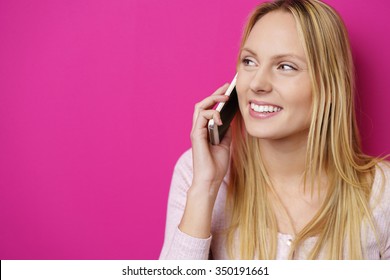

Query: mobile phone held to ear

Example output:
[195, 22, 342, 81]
[208, 74, 239, 145]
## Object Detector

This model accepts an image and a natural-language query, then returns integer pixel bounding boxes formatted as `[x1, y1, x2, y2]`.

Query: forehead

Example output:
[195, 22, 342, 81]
[244, 10, 305, 57]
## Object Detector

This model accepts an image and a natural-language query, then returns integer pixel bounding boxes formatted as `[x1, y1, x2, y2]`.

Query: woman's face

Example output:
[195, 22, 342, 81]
[236, 10, 312, 142]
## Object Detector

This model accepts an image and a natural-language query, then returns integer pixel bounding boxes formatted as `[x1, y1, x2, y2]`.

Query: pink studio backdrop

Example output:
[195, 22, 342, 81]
[0, 0, 389, 259]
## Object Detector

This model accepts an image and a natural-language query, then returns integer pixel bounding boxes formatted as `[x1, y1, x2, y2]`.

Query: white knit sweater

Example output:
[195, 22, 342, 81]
[160, 149, 390, 259]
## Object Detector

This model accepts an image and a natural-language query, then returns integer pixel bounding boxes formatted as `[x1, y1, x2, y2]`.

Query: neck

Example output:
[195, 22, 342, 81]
[258, 129, 309, 188]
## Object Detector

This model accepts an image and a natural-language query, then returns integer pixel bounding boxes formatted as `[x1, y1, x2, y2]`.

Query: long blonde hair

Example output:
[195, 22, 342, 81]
[226, 0, 385, 259]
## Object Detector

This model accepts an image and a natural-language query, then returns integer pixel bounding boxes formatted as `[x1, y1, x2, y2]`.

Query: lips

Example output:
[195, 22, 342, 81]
[248, 101, 283, 119]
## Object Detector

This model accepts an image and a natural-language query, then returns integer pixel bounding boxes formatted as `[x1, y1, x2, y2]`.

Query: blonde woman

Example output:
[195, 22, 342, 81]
[160, 0, 390, 259]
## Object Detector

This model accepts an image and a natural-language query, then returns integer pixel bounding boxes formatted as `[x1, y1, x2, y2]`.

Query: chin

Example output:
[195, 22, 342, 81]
[243, 124, 279, 140]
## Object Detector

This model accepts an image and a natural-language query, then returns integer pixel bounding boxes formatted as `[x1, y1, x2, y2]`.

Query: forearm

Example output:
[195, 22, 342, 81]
[179, 183, 219, 239]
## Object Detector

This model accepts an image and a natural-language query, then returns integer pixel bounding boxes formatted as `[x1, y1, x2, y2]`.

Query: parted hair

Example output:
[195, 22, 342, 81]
[226, 0, 386, 259]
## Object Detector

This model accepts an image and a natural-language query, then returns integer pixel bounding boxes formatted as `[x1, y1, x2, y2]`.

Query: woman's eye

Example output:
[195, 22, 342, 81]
[278, 64, 296, 71]
[242, 58, 256, 66]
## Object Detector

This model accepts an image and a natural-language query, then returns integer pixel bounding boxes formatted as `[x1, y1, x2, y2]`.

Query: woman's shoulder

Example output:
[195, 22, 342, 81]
[371, 160, 390, 212]
[373, 160, 390, 188]
[173, 149, 193, 176]
[370, 161, 390, 258]
[170, 149, 194, 189]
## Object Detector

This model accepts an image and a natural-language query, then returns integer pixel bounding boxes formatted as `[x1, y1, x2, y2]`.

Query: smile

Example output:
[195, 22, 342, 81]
[250, 102, 282, 113]
[248, 102, 283, 119]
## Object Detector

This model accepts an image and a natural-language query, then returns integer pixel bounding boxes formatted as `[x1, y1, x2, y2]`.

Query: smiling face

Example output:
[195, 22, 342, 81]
[236, 10, 312, 142]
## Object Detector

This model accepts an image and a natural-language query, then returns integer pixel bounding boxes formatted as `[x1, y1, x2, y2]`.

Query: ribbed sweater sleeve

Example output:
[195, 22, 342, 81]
[159, 149, 212, 259]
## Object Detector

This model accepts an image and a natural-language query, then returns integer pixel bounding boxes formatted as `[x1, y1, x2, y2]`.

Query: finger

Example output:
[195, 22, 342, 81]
[195, 109, 221, 129]
[192, 95, 228, 124]
[195, 83, 230, 113]
[211, 83, 230, 96]
[192, 83, 229, 121]
[191, 109, 221, 136]
[213, 111, 223, 126]
[195, 94, 229, 111]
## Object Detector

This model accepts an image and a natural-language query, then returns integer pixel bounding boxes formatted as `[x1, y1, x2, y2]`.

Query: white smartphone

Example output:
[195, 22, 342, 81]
[208, 74, 239, 145]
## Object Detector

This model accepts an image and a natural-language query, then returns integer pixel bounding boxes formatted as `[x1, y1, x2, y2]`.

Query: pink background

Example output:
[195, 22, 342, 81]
[0, 0, 389, 259]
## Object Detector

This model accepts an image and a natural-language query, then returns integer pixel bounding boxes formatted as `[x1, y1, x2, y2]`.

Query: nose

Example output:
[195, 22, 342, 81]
[249, 67, 272, 94]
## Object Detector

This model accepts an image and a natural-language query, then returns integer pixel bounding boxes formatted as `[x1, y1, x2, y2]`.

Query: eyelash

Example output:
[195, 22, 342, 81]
[241, 58, 297, 71]
[242, 58, 255, 66]
[278, 64, 297, 71]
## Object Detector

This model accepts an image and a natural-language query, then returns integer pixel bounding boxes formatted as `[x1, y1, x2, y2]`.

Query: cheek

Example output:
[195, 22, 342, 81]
[299, 83, 312, 111]
[292, 89, 313, 121]
[286, 78, 312, 107]
[236, 83, 248, 113]
[294, 92, 312, 108]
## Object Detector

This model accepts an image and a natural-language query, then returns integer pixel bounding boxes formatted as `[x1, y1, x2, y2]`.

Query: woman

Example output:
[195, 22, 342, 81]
[160, 0, 390, 259]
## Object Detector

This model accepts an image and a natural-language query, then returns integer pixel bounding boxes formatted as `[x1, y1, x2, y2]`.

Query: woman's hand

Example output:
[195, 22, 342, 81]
[190, 83, 233, 196]
[179, 83, 233, 238]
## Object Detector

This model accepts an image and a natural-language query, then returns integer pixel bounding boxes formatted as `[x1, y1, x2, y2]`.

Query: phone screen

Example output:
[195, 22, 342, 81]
[217, 87, 238, 142]
[208, 83, 239, 145]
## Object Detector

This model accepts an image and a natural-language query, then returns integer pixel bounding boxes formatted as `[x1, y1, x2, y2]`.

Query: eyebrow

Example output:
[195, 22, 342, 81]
[241, 47, 307, 64]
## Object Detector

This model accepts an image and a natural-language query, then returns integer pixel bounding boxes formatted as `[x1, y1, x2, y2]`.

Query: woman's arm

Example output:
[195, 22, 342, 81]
[159, 149, 212, 260]
[160, 83, 233, 259]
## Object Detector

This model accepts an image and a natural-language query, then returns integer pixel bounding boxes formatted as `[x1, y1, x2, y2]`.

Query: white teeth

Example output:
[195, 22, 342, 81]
[251, 103, 281, 113]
